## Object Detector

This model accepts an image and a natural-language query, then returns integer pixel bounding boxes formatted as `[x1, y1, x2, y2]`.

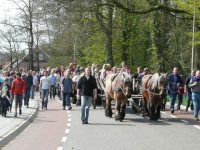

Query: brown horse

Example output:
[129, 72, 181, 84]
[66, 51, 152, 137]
[105, 71, 132, 121]
[142, 73, 168, 120]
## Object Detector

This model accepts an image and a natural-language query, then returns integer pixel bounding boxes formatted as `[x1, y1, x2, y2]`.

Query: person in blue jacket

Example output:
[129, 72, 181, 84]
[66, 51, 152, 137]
[167, 67, 183, 114]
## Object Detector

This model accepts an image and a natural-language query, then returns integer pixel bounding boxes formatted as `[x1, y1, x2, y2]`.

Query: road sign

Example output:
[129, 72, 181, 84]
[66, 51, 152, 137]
[72, 60, 77, 65]
[0, 65, 2, 70]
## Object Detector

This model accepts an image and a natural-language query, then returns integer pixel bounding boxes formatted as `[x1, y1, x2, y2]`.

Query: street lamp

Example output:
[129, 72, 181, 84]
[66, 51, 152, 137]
[191, 1, 196, 70]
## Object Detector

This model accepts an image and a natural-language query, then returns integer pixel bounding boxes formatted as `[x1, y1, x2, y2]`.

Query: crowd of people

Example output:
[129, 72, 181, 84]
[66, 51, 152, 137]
[0, 62, 200, 123]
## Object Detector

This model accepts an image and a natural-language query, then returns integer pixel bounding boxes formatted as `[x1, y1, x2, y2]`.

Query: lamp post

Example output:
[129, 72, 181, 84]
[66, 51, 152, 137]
[191, 1, 196, 70]
[191, 13, 195, 70]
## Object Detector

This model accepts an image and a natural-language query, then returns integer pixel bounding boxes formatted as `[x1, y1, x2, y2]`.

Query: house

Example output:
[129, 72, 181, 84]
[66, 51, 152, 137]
[3, 50, 51, 72]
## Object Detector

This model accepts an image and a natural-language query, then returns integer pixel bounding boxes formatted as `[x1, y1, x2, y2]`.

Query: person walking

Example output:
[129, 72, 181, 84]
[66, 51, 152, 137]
[177, 75, 185, 112]
[0, 78, 11, 117]
[49, 69, 57, 100]
[8, 71, 15, 112]
[185, 69, 196, 112]
[188, 70, 200, 121]
[7, 66, 13, 77]
[40, 71, 51, 110]
[77, 67, 97, 124]
[61, 72, 74, 110]
[167, 67, 183, 114]
[22, 70, 33, 108]
[11, 73, 26, 117]
[31, 71, 38, 99]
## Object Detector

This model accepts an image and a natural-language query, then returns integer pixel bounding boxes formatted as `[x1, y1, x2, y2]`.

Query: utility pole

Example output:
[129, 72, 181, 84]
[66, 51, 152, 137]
[191, 9, 195, 69]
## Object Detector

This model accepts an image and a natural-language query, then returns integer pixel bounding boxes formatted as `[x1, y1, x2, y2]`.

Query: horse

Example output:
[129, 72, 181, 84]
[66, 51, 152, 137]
[105, 71, 133, 121]
[142, 73, 168, 120]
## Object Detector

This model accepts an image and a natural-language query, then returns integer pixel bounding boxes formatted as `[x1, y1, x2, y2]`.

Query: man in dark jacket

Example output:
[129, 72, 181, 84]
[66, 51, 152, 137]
[22, 70, 33, 107]
[185, 69, 196, 112]
[188, 70, 200, 121]
[77, 67, 97, 124]
[167, 67, 183, 114]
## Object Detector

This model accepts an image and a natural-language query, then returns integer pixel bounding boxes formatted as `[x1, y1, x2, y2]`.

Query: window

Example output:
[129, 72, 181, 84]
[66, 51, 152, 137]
[39, 53, 43, 60]
[19, 68, 24, 72]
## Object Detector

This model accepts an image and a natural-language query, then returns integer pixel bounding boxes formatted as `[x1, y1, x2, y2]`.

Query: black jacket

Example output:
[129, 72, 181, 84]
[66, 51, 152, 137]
[22, 74, 33, 88]
[78, 75, 97, 97]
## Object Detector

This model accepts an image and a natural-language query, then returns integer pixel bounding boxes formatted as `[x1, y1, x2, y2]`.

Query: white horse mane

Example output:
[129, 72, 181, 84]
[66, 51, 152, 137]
[122, 72, 132, 83]
[150, 73, 168, 90]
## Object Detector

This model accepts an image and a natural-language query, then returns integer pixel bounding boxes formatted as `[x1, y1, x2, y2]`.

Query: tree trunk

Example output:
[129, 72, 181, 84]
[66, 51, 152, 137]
[105, 0, 114, 67]
[29, 0, 34, 70]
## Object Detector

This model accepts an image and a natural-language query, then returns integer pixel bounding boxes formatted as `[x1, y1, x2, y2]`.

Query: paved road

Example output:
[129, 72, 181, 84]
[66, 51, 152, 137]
[3, 94, 69, 150]
[3, 94, 200, 150]
[64, 103, 200, 150]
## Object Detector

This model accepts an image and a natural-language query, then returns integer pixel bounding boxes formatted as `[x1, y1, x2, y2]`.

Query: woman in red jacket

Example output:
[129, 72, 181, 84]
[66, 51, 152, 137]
[11, 72, 26, 117]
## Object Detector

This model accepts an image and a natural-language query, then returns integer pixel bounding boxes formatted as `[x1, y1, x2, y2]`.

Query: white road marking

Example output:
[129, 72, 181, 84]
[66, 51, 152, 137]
[68, 118, 71, 121]
[161, 111, 166, 114]
[68, 114, 71, 117]
[181, 120, 189, 124]
[61, 137, 67, 142]
[67, 111, 70, 113]
[57, 147, 63, 150]
[65, 129, 70, 133]
[170, 115, 177, 118]
[67, 123, 71, 126]
[194, 125, 200, 130]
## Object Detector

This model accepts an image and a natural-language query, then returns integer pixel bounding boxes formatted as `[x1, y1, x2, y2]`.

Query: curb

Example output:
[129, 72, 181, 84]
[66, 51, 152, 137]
[0, 99, 40, 148]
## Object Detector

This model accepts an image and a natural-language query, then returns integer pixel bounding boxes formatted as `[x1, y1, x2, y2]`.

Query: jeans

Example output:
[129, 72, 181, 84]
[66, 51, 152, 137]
[192, 92, 200, 118]
[1, 97, 8, 116]
[31, 85, 36, 98]
[187, 90, 194, 110]
[81, 96, 92, 121]
[42, 89, 49, 108]
[62, 92, 71, 107]
[178, 94, 183, 107]
[50, 85, 56, 99]
[25, 87, 31, 106]
[170, 91, 178, 110]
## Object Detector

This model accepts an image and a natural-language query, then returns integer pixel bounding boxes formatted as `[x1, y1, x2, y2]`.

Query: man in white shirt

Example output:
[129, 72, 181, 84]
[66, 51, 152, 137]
[31, 71, 38, 99]
[40, 71, 51, 110]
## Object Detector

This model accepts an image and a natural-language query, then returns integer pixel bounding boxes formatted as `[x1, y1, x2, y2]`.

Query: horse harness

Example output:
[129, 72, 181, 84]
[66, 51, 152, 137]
[145, 75, 167, 96]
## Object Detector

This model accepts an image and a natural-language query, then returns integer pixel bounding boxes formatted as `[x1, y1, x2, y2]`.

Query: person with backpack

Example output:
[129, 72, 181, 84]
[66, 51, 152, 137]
[11, 73, 26, 117]
[0, 78, 11, 117]
[61, 72, 74, 110]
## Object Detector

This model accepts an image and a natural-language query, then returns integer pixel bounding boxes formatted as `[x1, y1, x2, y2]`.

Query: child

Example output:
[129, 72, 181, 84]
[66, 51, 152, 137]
[0, 78, 11, 117]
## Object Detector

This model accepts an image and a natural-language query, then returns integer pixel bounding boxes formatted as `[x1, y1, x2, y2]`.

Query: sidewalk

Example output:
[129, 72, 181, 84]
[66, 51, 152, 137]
[0, 97, 39, 148]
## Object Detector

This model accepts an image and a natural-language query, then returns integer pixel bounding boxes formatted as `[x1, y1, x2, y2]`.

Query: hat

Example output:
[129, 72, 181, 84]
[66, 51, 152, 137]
[107, 64, 111, 68]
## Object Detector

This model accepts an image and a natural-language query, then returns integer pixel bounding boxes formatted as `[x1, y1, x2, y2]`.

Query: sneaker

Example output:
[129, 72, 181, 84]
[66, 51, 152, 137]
[63, 107, 66, 110]
[85, 121, 88, 124]
[19, 109, 22, 115]
[41, 106, 44, 109]
[82, 120, 85, 124]
[45, 107, 47, 110]
[27, 105, 29, 108]
[14, 113, 17, 117]
[195, 118, 199, 121]
[68, 106, 72, 110]
[171, 109, 174, 114]
[4, 115, 6, 117]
